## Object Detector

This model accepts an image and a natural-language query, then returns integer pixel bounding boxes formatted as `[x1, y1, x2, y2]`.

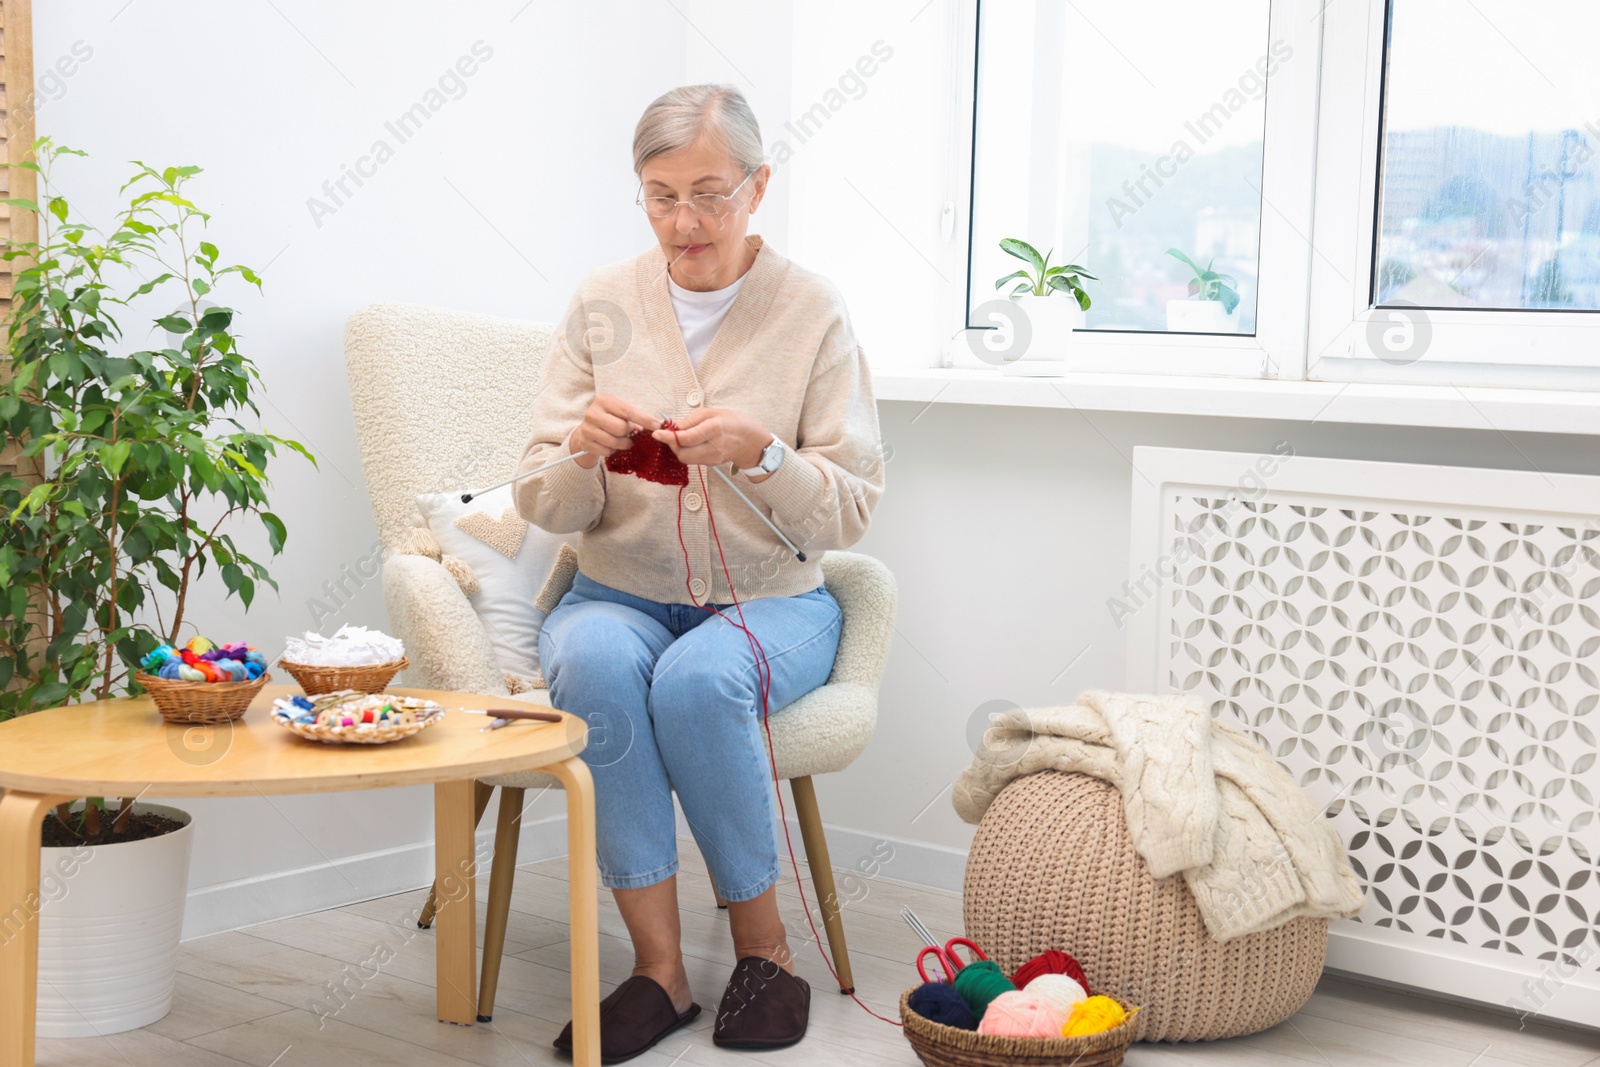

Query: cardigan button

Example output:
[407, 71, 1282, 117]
[687, 389, 703, 406]
[689, 577, 707, 598]
[684, 492, 703, 512]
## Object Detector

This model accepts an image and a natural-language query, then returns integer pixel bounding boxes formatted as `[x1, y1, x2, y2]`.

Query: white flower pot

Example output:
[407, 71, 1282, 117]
[36, 802, 194, 1038]
[1166, 299, 1241, 334]
[1001, 295, 1085, 377]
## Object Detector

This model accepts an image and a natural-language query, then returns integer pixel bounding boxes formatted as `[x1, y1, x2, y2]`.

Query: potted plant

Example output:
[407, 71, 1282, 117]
[994, 238, 1095, 376]
[0, 138, 313, 1037]
[1164, 247, 1242, 333]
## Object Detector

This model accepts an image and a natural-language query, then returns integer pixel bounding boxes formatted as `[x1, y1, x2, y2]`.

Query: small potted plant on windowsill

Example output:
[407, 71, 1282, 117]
[1164, 247, 1242, 333]
[995, 238, 1095, 376]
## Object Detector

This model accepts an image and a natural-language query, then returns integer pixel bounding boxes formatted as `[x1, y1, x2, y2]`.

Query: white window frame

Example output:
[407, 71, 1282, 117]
[951, 0, 1324, 380]
[1307, 0, 1600, 387]
[946, 0, 1600, 390]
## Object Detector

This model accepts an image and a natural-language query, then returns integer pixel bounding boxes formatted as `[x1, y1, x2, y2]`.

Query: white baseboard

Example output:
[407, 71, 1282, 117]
[181, 812, 572, 940]
[186, 809, 967, 940]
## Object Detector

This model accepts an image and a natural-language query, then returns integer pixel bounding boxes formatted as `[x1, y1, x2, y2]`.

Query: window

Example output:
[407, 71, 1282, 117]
[1374, 1, 1600, 313]
[955, 0, 1323, 377]
[954, 0, 1600, 385]
[1308, 0, 1600, 383]
[969, 0, 1271, 335]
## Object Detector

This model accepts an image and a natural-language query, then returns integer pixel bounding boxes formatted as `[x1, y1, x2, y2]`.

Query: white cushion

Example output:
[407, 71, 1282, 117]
[415, 485, 566, 677]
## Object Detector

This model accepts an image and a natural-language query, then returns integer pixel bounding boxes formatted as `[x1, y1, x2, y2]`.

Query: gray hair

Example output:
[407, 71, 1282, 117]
[633, 84, 764, 177]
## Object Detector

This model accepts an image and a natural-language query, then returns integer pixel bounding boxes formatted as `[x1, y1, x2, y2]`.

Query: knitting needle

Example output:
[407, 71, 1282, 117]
[652, 412, 806, 563]
[461, 451, 589, 503]
[709, 465, 806, 562]
[901, 906, 940, 948]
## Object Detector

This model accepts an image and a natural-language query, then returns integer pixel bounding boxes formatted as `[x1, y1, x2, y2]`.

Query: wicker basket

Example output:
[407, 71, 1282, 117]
[899, 988, 1137, 1067]
[271, 691, 444, 745]
[279, 657, 409, 696]
[137, 671, 272, 725]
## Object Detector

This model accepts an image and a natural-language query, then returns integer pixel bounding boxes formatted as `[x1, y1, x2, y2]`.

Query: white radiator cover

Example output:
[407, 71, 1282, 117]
[1125, 446, 1600, 1028]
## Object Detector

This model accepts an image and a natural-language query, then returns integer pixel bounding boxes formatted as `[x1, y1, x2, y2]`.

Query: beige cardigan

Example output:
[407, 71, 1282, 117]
[514, 235, 884, 604]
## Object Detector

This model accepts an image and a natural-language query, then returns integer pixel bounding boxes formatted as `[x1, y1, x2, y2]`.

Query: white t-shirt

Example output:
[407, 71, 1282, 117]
[667, 270, 746, 370]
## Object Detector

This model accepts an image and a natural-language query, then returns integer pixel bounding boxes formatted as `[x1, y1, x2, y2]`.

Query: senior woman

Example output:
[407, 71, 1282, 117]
[514, 84, 883, 1061]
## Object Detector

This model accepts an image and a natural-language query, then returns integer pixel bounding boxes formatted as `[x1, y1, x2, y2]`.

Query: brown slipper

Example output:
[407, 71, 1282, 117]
[552, 974, 700, 1064]
[712, 956, 811, 1050]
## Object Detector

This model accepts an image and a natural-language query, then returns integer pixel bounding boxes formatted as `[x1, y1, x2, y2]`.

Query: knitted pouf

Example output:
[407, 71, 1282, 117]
[963, 771, 1327, 1042]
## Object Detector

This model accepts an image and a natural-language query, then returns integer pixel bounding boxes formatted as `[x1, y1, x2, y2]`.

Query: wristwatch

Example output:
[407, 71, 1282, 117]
[740, 436, 784, 477]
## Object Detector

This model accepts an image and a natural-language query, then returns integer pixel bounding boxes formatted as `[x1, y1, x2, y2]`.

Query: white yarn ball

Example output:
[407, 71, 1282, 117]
[1025, 973, 1088, 1019]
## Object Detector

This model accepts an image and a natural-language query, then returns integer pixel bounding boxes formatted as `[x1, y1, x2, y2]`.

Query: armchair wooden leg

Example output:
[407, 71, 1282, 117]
[420, 780, 495, 928]
[789, 775, 855, 994]
[477, 785, 525, 1022]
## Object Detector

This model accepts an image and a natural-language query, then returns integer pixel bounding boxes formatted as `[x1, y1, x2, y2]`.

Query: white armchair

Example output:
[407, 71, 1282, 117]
[343, 302, 897, 1019]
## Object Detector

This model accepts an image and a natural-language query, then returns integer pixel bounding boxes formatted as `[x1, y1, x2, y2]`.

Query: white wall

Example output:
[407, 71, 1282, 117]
[31, 2, 1600, 934]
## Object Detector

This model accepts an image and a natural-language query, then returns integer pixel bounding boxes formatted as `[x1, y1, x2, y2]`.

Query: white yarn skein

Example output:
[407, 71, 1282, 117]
[1025, 973, 1088, 1020]
[283, 624, 404, 667]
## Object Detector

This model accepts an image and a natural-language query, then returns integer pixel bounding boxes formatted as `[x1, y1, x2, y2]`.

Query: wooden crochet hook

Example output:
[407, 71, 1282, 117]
[461, 707, 565, 732]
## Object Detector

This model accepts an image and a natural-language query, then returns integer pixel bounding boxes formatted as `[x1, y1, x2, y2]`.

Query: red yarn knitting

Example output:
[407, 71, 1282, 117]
[1013, 949, 1089, 991]
[605, 420, 689, 486]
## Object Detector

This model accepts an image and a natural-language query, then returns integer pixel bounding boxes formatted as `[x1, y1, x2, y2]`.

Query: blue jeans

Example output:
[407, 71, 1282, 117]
[538, 572, 843, 901]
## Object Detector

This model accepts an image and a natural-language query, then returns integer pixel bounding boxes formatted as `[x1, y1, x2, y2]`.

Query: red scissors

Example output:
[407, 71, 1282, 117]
[916, 937, 988, 984]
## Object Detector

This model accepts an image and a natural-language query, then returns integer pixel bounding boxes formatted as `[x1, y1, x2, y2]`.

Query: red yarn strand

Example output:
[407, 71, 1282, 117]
[664, 430, 900, 1027]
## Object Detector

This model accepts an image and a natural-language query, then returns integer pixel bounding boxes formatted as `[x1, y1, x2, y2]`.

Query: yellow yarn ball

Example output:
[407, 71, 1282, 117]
[1062, 995, 1129, 1038]
[184, 636, 215, 655]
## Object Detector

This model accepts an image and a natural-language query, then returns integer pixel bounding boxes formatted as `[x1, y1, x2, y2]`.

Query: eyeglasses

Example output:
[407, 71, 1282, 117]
[636, 170, 755, 220]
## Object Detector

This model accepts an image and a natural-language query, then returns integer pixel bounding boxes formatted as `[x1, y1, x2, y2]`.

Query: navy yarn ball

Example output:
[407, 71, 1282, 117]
[909, 981, 979, 1030]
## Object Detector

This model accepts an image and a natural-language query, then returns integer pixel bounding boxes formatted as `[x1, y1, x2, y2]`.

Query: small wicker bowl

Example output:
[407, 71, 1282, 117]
[137, 671, 273, 725]
[899, 988, 1138, 1067]
[279, 656, 409, 696]
[272, 691, 445, 745]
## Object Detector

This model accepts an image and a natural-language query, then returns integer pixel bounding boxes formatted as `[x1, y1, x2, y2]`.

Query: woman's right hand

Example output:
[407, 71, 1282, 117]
[569, 394, 662, 468]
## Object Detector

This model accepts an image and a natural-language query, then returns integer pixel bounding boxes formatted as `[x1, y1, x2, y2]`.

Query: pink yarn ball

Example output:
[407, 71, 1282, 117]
[975, 990, 1068, 1039]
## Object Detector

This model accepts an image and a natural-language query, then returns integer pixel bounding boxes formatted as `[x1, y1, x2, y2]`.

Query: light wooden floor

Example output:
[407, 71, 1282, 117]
[39, 843, 1600, 1067]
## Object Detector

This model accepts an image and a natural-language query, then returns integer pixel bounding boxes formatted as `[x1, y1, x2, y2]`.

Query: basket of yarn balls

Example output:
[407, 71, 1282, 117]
[136, 638, 272, 725]
[899, 948, 1139, 1067]
[278, 624, 409, 696]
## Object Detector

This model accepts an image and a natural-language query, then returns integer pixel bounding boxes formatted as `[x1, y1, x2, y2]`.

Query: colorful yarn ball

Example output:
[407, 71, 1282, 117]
[951, 959, 1016, 1019]
[145, 638, 262, 683]
[1024, 973, 1088, 1019]
[1013, 949, 1089, 992]
[977, 990, 1068, 1038]
[907, 981, 977, 1030]
[1062, 995, 1130, 1038]
[141, 644, 178, 672]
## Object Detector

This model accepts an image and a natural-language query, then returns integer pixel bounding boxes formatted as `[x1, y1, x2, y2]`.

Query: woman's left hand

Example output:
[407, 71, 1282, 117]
[653, 408, 774, 473]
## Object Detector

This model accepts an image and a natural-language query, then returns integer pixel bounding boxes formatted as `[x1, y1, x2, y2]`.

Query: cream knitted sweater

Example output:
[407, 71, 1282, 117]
[953, 691, 1365, 941]
[514, 235, 884, 604]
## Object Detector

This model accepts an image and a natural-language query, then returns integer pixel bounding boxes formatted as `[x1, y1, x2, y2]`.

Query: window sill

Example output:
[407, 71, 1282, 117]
[871, 367, 1600, 436]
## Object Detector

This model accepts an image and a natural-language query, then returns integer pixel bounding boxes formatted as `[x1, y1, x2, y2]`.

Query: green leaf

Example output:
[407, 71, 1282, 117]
[1, 197, 41, 214]
[155, 314, 191, 333]
[993, 269, 1029, 291]
[47, 197, 68, 223]
[999, 238, 1044, 274]
[261, 512, 287, 554]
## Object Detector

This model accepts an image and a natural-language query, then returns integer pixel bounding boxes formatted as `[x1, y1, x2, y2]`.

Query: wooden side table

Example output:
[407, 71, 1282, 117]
[0, 685, 600, 1067]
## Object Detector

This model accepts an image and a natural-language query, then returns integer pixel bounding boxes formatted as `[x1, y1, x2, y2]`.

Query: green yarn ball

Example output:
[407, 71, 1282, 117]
[952, 960, 1017, 1019]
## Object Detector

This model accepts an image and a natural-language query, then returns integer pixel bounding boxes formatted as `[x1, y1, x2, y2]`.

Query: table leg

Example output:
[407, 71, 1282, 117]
[433, 779, 479, 1025]
[547, 756, 598, 1067]
[0, 790, 72, 1067]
